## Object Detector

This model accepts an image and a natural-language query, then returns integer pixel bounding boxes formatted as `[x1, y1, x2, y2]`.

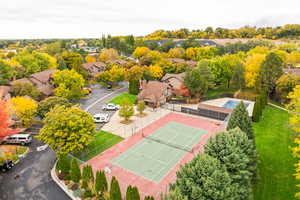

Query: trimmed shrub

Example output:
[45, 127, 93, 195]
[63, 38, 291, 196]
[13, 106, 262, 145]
[110, 176, 122, 200]
[95, 170, 108, 196]
[70, 158, 81, 183]
[56, 154, 70, 174]
[129, 80, 140, 95]
[144, 196, 154, 200]
[252, 97, 261, 122]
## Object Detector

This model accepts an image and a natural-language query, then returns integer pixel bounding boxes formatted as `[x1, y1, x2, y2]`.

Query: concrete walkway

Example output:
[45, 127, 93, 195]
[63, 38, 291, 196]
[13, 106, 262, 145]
[102, 107, 171, 138]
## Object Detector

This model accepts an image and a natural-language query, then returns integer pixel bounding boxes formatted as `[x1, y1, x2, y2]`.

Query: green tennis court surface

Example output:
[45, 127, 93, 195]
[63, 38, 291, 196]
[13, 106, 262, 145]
[112, 122, 207, 182]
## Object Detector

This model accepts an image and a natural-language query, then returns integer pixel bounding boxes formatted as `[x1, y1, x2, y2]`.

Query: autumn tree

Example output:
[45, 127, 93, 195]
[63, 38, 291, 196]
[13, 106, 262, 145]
[276, 74, 300, 103]
[52, 69, 85, 101]
[133, 47, 150, 59]
[119, 99, 134, 122]
[98, 65, 125, 85]
[37, 105, 96, 155]
[37, 96, 71, 118]
[167, 48, 185, 58]
[0, 100, 19, 139]
[8, 97, 38, 128]
[231, 63, 245, 89]
[147, 65, 163, 80]
[245, 54, 266, 89]
[5, 60, 25, 80]
[85, 55, 96, 63]
[11, 82, 41, 100]
[140, 50, 162, 65]
[258, 52, 283, 95]
[99, 48, 119, 62]
[126, 65, 144, 95]
[0, 59, 13, 84]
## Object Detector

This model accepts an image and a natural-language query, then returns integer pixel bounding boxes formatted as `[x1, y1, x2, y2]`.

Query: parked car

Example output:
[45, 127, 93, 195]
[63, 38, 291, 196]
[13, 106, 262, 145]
[102, 104, 120, 111]
[83, 87, 92, 95]
[3, 134, 32, 146]
[0, 160, 14, 172]
[106, 84, 112, 90]
[93, 113, 109, 123]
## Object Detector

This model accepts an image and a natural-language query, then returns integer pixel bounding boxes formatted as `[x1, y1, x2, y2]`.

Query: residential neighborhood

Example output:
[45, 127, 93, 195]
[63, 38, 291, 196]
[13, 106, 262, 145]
[1, 1, 300, 200]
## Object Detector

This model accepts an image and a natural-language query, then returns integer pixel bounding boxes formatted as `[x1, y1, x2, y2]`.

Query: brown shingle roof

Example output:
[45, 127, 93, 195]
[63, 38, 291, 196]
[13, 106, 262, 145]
[161, 73, 185, 90]
[83, 62, 106, 70]
[29, 69, 56, 84]
[138, 81, 169, 103]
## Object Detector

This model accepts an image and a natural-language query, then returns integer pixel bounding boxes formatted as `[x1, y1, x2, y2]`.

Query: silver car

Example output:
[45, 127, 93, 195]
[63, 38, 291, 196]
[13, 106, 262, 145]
[3, 134, 32, 146]
[102, 104, 120, 111]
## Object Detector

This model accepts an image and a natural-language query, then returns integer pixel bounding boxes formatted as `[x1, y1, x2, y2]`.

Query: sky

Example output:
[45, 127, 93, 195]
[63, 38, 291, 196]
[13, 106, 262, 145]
[1, 0, 300, 39]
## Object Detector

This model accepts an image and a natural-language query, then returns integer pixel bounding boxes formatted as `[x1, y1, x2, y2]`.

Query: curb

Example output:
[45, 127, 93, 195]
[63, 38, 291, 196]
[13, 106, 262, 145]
[50, 162, 81, 200]
[268, 103, 289, 112]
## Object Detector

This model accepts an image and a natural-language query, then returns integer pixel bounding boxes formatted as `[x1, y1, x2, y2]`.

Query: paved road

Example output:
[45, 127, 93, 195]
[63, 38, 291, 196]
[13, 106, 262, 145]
[0, 139, 70, 200]
[0, 83, 128, 200]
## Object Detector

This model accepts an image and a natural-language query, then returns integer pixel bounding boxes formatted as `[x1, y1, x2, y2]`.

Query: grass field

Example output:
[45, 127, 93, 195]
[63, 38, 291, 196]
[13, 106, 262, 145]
[109, 93, 137, 105]
[253, 105, 297, 200]
[204, 85, 237, 100]
[74, 131, 123, 162]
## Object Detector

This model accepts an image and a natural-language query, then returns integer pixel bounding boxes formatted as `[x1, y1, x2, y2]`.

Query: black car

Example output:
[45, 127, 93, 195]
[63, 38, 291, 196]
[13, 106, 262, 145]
[0, 160, 14, 172]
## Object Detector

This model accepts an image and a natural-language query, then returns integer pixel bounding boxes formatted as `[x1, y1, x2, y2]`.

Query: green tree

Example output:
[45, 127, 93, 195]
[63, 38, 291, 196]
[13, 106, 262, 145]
[137, 101, 146, 115]
[119, 99, 134, 121]
[110, 176, 122, 200]
[61, 51, 87, 77]
[70, 158, 81, 183]
[0, 59, 13, 84]
[231, 62, 245, 89]
[129, 80, 140, 95]
[276, 74, 300, 103]
[144, 196, 155, 200]
[37, 105, 96, 154]
[56, 154, 70, 174]
[131, 186, 140, 200]
[11, 82, 41, 100]
[174, 154, 235, 200]
[204, 128, 257, 200]
[95, 170, 108, 196]
[126, 185, 133, 200]
[258, 52, 283, 95]
[252, 97, 262, 122]
[184, 61, 213, 98]
[227, 102, 254, 141]
[52, 69, 85, 101]
[37, 96, 71, 119]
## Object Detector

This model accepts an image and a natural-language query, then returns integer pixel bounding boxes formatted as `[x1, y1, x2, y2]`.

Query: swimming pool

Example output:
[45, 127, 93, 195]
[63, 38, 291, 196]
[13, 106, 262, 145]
[222, 100, 250, 109]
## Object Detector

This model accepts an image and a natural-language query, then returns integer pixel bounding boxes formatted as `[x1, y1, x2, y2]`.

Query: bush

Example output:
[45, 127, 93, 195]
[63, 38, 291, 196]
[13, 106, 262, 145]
[252, 97, 261, 122]
[95, 170, 108, 196]
[37, 96, 71, 118]
[56, 154, 70, 174]
[70, 159, 81, 183]
[82, 165, 94, 183]
[11, 82, 41, 100]
[83, 189, 94, 199]
[137, 101, 146, 115]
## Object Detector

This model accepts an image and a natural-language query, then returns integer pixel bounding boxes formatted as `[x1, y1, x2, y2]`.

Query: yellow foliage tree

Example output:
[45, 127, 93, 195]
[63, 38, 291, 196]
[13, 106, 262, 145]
[247, 46, 269, 56]
[244, 54, 266, 88]
[132, 47, 150, 59]
[99, 48, 119, 62]
[98, 65, 125, 84]
[8, 97, 38, 128]
[148, 65, 163, 79]
[126, 65, 144, 81]
[185, 48, 197, 60]
[288, 51, 300, 67]
[287, 85, 300, 198]
[167, 48, 185, 58]
[85, 55, 96, 63]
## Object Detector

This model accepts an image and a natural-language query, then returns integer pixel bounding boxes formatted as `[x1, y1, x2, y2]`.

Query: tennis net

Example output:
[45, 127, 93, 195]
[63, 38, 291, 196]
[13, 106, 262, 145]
[142, 133, 193, 153]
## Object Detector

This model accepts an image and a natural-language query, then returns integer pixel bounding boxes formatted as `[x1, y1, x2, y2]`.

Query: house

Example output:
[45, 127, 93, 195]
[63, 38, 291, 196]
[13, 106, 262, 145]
[137, 81, 172, 107]
[283, 68, 300, 76]
[0, 86, 11, 101]
[107, 59, 128, 66]
[161, 73, 189, 97]
[83, 62, 106, 77]
[10, 69, 56, 98]
[166, 58, 197, 68]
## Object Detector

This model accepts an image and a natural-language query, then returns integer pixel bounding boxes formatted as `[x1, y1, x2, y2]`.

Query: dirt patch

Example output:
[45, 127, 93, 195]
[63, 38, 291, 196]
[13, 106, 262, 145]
[120, 120, 133, 125]
[135, 113, 147, 118]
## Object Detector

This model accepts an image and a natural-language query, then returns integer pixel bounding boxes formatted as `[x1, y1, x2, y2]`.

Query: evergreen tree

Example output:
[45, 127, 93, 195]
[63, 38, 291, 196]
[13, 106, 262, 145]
[252, 97, 261, 122]
[70, 158, 81, 183]
[144, 196, 155, 200]
[129, 80, 140, 95]
[126, 185, 133, 200]
[110, 176, 122, 200]
[132, 186, 140, 200]
[204, 128, 257, 200]
[56, 154, 70, 174]
[261, 91, 268, 109]
[174, 154, 236, 200]
[227, 102, 254, 141]
[95, 171, 108, 196]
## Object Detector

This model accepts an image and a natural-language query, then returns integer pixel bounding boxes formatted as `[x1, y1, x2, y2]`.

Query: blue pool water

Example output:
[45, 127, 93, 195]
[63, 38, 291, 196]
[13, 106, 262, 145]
[222, 100, 250, 109]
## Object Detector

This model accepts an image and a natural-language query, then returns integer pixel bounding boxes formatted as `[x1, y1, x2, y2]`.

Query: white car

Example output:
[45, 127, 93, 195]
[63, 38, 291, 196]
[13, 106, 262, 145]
[102, 104, 120, 111]
[93, 113, 109, 123]
[3, 134, 32, 146]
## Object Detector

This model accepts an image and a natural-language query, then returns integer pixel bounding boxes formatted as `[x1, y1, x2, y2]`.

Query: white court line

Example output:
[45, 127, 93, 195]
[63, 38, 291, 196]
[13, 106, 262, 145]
[84, 87, 125, 112]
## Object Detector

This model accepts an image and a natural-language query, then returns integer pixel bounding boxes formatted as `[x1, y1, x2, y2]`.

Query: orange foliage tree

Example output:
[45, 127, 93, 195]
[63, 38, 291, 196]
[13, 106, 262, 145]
[0, 100, 19, 139]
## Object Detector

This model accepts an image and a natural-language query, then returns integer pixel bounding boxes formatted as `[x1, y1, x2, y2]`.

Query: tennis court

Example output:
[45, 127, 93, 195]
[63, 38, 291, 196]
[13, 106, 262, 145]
[111, 122, 207, 182]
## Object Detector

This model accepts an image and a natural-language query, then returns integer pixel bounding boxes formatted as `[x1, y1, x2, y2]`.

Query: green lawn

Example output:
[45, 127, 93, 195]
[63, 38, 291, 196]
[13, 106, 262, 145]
[109, 93, 137, 105]
[73, 131, 123, 162]
[204, 85, 237, 100]
[253, 105, 297, 200]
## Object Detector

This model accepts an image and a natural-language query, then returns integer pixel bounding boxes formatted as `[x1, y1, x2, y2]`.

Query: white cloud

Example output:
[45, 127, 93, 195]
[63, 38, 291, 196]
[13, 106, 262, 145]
[1, 0, 299, 39]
